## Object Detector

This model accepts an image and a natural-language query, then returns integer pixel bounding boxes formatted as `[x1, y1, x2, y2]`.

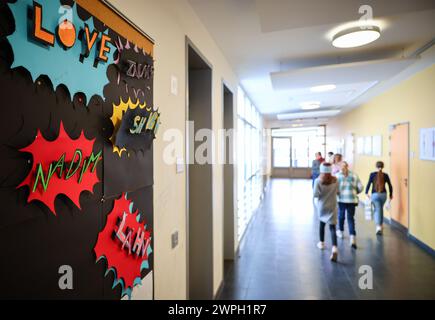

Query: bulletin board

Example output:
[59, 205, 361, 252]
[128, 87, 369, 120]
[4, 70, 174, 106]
[356, 137, 364, 155]
[420, 127, 435, 161]
[372, 135, 382, 157]
[364, 136, 372, 155]
[344, 134, 354, 167]
[0, 0, 158, 299]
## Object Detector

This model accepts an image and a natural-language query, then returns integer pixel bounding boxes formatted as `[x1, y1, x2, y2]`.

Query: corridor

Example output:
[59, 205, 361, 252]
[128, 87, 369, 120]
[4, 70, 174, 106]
[219, 179, 435, 300]
[1, 0, 435, 302]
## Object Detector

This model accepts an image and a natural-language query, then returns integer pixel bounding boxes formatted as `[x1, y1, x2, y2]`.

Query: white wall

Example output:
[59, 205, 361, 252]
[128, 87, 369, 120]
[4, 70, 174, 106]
[108, 0, 240, 299]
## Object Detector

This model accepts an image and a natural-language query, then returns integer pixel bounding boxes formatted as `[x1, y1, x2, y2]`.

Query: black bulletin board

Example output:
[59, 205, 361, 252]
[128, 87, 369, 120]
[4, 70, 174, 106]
[0, 0, 156, 299]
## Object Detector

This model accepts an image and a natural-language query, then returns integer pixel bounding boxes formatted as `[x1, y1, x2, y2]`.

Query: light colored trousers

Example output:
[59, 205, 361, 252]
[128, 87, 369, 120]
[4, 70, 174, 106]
[371, 192, 387, 226]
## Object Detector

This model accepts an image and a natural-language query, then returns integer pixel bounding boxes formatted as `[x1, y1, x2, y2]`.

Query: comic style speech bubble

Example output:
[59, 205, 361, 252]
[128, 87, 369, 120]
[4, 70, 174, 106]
[94, 193, 152, 299]
[17, 122, 102, 215]
[7, 0, 115, 102]
[110, 97, 159, 157]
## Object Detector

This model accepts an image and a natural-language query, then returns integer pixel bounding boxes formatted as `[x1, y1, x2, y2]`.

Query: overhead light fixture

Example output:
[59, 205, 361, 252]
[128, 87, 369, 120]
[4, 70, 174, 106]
[332, 26, 380, 48]
[310, 84, 336, 92]
[300, 101, 321, 110]
[292, 124, 303, 128]
[277, 109, 341, 120]
[301, 104, 320, 110]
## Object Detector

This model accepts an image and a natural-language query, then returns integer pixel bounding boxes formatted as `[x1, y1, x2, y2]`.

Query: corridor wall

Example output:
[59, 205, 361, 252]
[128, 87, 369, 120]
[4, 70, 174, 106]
[327, 64, 435, 250]
[0, 0, 265, 299]
[107, 0, 242, 298]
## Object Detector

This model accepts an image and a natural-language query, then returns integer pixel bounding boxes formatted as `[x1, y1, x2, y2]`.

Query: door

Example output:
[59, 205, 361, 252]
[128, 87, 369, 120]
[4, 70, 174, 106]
[272, 137, 291, 177]
[271, 135, 312, 178]
[187, 42, 214, 299]
[390, 123, 409, 228]
[290, 134, 314, 178]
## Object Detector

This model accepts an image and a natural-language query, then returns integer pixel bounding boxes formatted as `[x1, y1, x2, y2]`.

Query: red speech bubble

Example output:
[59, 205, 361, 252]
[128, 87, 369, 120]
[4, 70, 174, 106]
[94, 193, 152, 298]
[17, 122, 101, 215]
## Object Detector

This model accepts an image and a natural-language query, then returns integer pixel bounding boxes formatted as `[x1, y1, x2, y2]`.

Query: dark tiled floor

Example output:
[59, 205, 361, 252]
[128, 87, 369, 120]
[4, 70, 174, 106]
[219, 178, 435, 300]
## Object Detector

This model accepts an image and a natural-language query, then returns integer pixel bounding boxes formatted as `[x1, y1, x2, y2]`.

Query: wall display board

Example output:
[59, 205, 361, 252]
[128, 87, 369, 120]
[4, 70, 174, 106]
[364, 136, 372, 155]
[344, 134, 354, 167]
[356, 137, 364, 155]
[372, 135, 382, 157]
[0, 0, 157, 299]
[420, 127, 435, 161]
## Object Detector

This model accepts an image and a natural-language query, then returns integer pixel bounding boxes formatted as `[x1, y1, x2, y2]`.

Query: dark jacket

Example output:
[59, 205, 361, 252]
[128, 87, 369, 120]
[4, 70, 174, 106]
[365, 171, 393, 198]
[311, 157, 325, 176]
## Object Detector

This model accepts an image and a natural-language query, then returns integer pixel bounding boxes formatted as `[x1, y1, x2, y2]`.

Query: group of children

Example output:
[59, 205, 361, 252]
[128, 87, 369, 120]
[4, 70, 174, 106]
[312, 153, 393, 262]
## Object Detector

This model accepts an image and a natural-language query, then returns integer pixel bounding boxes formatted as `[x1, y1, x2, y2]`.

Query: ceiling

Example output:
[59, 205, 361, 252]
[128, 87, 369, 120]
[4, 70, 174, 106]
[188, 0, 435, 126]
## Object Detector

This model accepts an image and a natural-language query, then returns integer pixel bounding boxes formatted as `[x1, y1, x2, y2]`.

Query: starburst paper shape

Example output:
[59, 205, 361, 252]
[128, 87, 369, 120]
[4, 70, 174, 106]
[17, 122, 101, 215]
[110, 97, 149, 156]
[94, 193, 152, 298]
[7, 0, 115, 102]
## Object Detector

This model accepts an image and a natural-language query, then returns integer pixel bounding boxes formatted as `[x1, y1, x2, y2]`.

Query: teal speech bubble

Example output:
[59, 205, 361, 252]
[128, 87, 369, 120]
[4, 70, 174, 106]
[7, 0, 115, 102]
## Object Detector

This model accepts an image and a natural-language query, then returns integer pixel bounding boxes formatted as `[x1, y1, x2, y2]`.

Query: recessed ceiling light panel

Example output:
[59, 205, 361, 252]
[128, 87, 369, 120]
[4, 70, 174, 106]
[277, 110, 341, 120]
[332, 26, 380, 48]
[301, 105, 320, 110]
[310, 84, 336, 92]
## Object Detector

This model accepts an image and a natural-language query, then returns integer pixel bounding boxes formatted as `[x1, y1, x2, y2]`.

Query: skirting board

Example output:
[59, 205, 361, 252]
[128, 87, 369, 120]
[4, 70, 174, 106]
[214, 280, 224, 300]
[408, 234, 435, 258]
[384, 217, 435, 257]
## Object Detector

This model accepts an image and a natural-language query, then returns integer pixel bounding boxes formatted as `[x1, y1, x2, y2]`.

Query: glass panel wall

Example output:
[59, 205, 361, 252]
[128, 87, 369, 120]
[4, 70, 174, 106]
[271, 126, 326, 168]
[236, 86, 263, 241]
[272, 138, 291, 168]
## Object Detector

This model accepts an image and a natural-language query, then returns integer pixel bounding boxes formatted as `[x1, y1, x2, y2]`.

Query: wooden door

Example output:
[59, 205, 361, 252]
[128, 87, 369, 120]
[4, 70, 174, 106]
[390, 123, 409, 228]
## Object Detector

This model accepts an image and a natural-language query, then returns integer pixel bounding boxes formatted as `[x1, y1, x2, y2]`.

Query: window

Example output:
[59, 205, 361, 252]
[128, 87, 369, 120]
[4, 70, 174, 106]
[273, 137, 291, 167]
[272, 126, 326, 168]
[236, 86, 263, 241]
[237, 89, 245, 118]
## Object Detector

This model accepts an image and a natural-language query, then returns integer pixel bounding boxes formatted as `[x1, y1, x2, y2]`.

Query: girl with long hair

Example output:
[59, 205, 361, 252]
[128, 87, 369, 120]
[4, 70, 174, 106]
[313, 163, 339, 262]
[365, 161, 393, 235]
[337, 161, 364, 249]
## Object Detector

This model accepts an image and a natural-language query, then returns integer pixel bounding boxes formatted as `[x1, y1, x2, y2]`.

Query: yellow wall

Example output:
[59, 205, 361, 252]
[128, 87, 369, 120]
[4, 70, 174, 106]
[327, 64, 435, 249]
[109, 0, 241, 299]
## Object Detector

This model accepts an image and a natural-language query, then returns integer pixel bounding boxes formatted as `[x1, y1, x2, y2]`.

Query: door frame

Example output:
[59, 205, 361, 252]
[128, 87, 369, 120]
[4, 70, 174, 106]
[221, 79, 237, 262]
[389, 121, 410, 232]
[185, 36, 214, 299]
[271, 136, 312, 179]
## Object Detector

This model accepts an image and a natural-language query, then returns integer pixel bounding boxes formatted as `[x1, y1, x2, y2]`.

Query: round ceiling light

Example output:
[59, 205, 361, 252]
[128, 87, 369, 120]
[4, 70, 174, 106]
[310, 84, 336, 92]
[332, 26, 380, 48]
[300, 101, 321, 110]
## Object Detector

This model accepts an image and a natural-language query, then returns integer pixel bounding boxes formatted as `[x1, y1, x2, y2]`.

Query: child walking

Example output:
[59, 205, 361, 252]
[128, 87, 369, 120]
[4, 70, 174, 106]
[365, 161, 393, 235]
[337, 161, 364, 249]
[313, 163, 339, 262]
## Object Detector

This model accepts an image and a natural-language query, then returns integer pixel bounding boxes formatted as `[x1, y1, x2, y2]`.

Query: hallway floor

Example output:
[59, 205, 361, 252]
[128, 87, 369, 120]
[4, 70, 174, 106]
[219, 179, 435, 300]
